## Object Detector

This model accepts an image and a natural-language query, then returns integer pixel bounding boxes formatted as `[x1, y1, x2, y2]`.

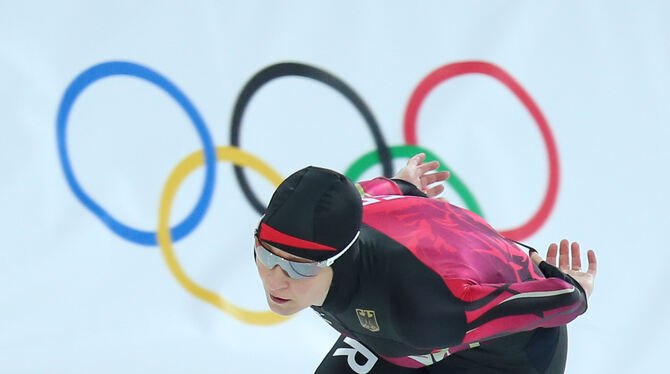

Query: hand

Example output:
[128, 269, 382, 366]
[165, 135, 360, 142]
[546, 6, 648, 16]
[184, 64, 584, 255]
[530, 239, 597, 298]
[393, 153, 450, 198]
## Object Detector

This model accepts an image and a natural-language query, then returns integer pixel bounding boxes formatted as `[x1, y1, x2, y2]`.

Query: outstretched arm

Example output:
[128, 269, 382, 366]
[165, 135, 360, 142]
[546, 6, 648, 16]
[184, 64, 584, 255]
[397, 239, 597, 349]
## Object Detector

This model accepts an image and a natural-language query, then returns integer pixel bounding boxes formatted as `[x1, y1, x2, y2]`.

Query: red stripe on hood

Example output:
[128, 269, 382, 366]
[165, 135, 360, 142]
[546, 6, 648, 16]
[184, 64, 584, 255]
[259, 223, 336, 251]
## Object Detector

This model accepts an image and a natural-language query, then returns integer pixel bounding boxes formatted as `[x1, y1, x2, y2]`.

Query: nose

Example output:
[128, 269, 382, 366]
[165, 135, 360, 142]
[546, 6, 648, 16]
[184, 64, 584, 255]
[264, 263, 290, 290]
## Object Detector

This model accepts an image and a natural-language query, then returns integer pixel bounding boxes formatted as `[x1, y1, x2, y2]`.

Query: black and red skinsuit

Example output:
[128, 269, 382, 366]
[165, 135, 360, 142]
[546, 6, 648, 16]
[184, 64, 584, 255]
[312, 178, 587, 374]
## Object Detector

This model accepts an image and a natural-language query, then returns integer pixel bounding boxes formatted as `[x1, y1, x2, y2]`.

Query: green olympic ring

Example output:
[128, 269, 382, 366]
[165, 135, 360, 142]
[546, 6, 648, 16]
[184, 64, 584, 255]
[345, 144, 484, 217]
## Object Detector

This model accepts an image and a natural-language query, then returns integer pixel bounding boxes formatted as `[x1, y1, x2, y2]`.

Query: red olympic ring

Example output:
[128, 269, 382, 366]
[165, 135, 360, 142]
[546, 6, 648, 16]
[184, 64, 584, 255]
[403, 61, 560, 240]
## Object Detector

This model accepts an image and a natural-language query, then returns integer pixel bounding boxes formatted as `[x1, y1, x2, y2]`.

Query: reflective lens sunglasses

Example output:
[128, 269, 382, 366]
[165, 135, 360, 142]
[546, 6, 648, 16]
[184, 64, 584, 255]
[253, 231, 359, 279]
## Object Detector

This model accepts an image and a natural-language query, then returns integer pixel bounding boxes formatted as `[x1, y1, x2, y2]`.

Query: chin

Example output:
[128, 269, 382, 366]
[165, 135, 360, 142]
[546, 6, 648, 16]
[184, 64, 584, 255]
[269, 306, 295, 316]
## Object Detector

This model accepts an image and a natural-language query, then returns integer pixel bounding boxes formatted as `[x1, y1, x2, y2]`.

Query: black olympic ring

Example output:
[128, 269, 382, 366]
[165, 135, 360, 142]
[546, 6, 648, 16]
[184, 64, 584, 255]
[229, 62, 394, 214]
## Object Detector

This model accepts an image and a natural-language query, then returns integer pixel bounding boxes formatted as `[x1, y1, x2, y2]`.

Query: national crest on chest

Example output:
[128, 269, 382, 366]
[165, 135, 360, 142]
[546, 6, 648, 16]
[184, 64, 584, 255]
[356, 308, 380, 332]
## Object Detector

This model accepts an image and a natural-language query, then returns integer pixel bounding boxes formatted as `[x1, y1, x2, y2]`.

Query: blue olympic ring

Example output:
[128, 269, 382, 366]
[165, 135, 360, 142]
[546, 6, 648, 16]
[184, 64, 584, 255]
[56, 61, 217, 246]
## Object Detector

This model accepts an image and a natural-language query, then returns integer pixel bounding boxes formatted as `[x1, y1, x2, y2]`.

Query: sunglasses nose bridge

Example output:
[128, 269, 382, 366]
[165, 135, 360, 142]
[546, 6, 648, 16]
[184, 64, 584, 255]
[265, 261, 292, 287]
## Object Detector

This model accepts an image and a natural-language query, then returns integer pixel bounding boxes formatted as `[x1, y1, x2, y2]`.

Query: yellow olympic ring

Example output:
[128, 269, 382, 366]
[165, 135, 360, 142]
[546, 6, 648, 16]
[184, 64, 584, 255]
[157, 145, 291, 325]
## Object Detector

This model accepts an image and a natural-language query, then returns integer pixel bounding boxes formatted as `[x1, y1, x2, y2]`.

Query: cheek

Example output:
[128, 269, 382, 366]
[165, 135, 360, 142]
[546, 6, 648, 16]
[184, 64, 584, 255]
[291, 283, 308, 295]
[290, 278, 319, 296]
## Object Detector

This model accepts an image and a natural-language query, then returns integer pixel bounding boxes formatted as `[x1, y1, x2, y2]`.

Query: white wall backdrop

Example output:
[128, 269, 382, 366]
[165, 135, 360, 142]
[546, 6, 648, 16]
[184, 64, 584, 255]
[2, 1, 669, 373]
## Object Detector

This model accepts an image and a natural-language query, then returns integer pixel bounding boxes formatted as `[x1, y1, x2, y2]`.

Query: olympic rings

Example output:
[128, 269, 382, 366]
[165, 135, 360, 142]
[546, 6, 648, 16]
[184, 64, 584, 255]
[56, 61, 217, 246]
[57, 59, 560, 325]
[345, 145, 484, 216]
[230, 62, 394, 214]
[158, 146, 289, 325]
[403, 61, 560, 240]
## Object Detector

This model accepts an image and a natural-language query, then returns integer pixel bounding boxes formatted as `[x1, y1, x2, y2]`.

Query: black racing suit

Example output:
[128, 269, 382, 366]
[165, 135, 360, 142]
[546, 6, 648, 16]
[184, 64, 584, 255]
[312, 178, 587, 374]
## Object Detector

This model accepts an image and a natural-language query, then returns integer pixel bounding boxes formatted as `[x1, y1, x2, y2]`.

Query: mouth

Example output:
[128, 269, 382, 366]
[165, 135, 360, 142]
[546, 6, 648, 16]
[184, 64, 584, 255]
[269, 294, 290, 304]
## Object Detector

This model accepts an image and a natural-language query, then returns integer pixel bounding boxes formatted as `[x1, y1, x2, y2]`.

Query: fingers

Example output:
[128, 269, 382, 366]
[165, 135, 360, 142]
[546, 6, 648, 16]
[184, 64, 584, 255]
[421, 170, 450, 185]
[587, 249, 597, 276]
[421, 171, 448, 197]
[408, 153, 426, 167]
[546, 242, 558, 266]
[546, 239, 595, 276]
[425, 184, 445, 198]
[417, 160, 440, 175]
[558, 239, 570, 271]
[570, 242, 582, 271]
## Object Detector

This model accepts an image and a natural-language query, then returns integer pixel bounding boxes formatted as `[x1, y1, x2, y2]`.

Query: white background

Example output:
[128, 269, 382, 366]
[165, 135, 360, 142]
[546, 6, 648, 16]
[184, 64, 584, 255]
[1, 1, 669, 372]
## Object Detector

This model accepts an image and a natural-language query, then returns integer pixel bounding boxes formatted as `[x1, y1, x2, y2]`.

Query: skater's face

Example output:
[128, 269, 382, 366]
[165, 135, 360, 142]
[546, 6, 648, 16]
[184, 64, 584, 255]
[255, 240, 333, 315]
